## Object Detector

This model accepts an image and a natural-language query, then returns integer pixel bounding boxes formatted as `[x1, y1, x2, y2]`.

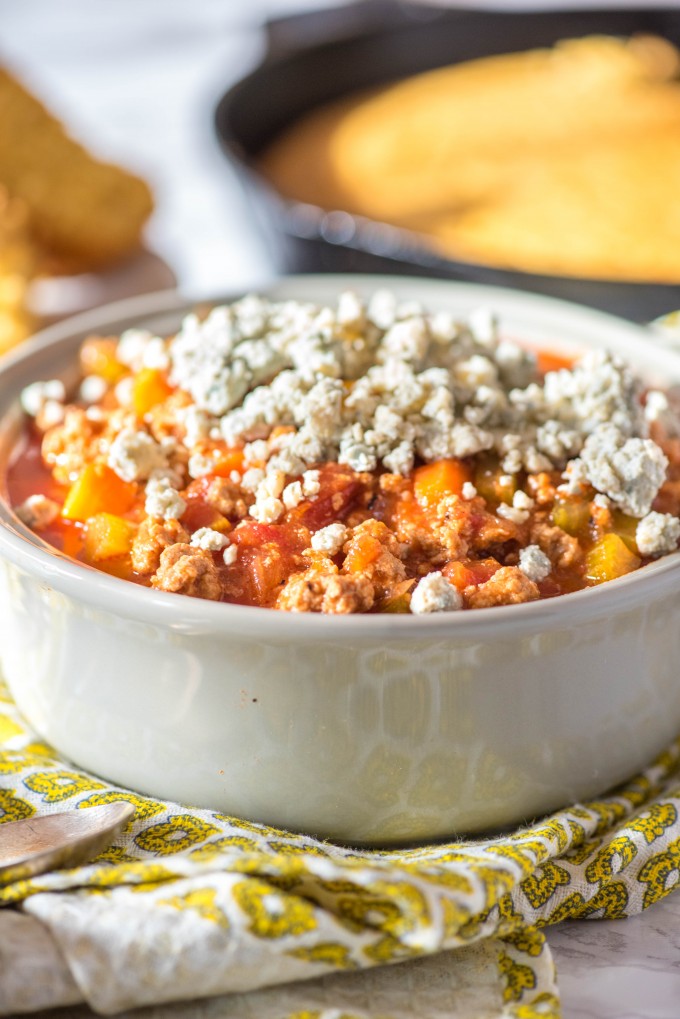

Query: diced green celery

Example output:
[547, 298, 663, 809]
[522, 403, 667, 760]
[551, 496, 590, 537]
[474, 457, 517, 505]
[610, 510, 640, 555]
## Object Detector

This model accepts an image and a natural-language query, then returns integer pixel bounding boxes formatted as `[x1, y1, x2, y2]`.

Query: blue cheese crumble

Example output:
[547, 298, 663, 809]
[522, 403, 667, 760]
[165, 292, 662, 523]
[410, 572, 462, 613]
[28, 290, 669, 537]
[635, 511, 680, 557]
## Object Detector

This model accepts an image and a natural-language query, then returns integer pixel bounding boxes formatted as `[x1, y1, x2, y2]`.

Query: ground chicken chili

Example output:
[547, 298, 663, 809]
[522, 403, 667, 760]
[8, 291, 680, 613]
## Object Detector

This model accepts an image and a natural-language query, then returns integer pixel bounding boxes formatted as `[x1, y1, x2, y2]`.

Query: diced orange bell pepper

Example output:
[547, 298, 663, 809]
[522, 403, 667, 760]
[60, 521, 84, 560]
[95, 557, 136, 580]
[413, 459, 472, 507]
[79, 337, 126, 383]
[212, 447, 245, 477]
[536, 349, 576, 376]
[443, 557, 500, 590]
[343, 534, 383, 573]
[180, 500, 231, 534]
[83, 513, 138, 562]
[62, 463, 137, 521]
[132, 368, 174, 417]
[585, 533, 641, 585]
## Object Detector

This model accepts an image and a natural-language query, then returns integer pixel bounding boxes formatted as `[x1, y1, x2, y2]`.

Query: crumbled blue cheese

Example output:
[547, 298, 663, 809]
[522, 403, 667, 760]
[381, 318, 430, 367]
[645, 389, 680, 437]
[79, 375, 108, 405]
[540, 350, 644, 438]
[39, 400, 66, 429]
[558, 457, 591, 496]
[593, 493, 611, 509]
[190, 527, 230, 551]
[282, 481, 303, 509]
[368, 289, 397, 330]
[513, 490, 534, 512]
[410, 572, 462, 614]
[144, 474, 186, 520]
[302, 470, 320, 497]
[635, 512, 680, 556]
[498, 489, 534, 524]
[223, 544, 238, 566]
[243, 439, 269, 466]
[114, 376, 134, 408]
[497, 503, 529, 525]
[501, 448, 523, 474]
[519, 544, 552, 582]
[462, 482, 477, 500]
[108, 429, 173, 483]
[249, 496, 284, 524]
[466, 307, 497, 347]
[578, 425, 668, 517]
[383, 441, 414, 476]
[15, 494, 60, 530]
[241, 468, 265, 493]
[20, 379, 65, 417]
[311, 522, 349, 555]
[188, 453, 216, 479]
[116, 329, 164, 371]
[337, 289, 366, 331]
[180, 406, 214, 449]
[249, 468, 287, 524]
[257, 469, 286, 499]
[453, 354, 499, 391]
[160, 292, 669, 518]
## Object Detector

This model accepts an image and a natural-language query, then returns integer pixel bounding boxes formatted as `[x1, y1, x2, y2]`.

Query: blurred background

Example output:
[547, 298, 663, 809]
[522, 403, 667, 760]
[2, 0, 680, 348]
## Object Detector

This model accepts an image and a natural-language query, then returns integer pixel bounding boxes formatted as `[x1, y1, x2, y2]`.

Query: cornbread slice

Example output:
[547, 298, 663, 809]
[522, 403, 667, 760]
[0, 68, 153, 270]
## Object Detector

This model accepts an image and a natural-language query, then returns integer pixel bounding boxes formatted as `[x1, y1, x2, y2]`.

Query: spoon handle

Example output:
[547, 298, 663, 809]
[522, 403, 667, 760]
[0, 802, 135, 885]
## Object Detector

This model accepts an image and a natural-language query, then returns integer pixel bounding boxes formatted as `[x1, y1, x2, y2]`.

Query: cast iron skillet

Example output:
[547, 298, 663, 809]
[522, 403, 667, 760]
[215, 1, 680, 323]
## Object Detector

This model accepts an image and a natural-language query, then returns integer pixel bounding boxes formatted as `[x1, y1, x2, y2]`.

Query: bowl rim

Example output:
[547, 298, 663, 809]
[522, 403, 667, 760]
[2, 274, 680, 641]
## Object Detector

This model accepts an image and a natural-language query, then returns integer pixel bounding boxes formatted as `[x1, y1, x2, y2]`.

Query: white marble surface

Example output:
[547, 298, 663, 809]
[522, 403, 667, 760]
[2, 2, 680, 1016]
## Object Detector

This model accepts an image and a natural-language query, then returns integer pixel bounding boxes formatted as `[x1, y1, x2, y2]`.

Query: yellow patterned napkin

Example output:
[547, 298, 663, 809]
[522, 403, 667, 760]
[1, 674, 680, 1019]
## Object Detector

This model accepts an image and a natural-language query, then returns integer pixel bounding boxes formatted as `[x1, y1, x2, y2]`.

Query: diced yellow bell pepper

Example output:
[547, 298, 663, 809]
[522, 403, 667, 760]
[132, 368, 174, 417]
[585, 533, 641, 584]
[83, 513, 138, 562]
[414, 459, 472, 506]
[62, 463, 137, 521]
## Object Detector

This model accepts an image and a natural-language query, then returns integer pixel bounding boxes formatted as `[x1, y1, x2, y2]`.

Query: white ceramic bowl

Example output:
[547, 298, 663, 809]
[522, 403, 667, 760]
[1, 276, 680, 846]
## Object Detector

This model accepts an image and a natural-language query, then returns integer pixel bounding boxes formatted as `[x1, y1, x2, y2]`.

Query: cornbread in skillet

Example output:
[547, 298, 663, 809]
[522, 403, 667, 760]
[261, 35, 680, 282]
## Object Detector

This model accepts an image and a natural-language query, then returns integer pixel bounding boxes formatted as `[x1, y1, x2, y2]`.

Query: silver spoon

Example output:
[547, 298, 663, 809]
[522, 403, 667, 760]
[0, 802, 135, 885]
